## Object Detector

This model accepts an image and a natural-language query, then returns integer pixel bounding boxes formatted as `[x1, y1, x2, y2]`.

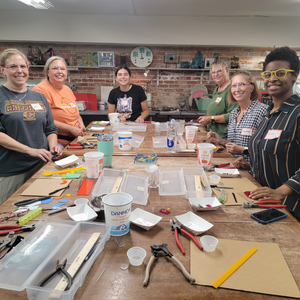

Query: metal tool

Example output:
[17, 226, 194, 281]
[14, 196, 52, 207]
[210, 185, 233, 189]
[170, 219, 203, 254]
[143, 244, 195, 286]
[242, 200, 286, 209]
[0, 224, 35, 236]
[0, 232, 15, 252]
[67, 143, 95, 149]
[38, 259, 73, 290]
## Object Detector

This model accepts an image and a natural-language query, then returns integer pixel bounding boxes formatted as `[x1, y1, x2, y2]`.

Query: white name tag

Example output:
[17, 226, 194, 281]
[121, 99, 128, 106]
[215, 97, 222, 103]
[265, 129, 282, 140]
[241, 128, 253, 136]
[31, 103, 43, 110]
[70, 102, 76, 108]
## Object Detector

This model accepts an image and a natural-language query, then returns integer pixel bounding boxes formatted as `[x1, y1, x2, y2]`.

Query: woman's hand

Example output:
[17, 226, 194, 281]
[249, 187, 285, 201]
[233, 157, 250, 170]
[70, 126, 85, 137]
[135, 116, 144, 123]
[225, 142, 244, 155]
[50, 145, 62, 156]
[197, 116, 212, 126]
[207, 131, 221, 144]
[27, 148, 52, 162]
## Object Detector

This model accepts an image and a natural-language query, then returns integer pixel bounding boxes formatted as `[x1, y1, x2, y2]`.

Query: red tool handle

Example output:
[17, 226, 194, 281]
[68, 146, 83, 149]
[0, 225, 21, 236]
[181, 229, 203, 251]
[258, 204, 287, 208]
[217, 163, 230, 168]
[174, 230, 185, 255]
[257, 200, 282, 204]
[69, 144, 81, 146]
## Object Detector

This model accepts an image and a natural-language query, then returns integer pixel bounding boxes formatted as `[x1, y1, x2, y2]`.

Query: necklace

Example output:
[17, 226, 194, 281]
[5, 86, 28, 101]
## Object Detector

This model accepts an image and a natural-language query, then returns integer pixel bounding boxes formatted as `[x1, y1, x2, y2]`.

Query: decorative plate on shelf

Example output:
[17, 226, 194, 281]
[130, 46, 153, 67]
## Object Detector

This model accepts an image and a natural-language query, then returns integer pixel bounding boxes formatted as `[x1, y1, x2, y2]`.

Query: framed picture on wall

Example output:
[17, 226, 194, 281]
[204, 58, 215, 69]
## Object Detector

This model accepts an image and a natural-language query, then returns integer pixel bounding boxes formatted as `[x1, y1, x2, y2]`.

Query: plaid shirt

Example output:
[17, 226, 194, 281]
[227, 99, 268, 162]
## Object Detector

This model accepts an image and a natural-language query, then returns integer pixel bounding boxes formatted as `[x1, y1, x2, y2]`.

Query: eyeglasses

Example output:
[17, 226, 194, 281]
[211, 69, 223, 76]
[261, 69, 295, 80]
[49, 66, 67, 71]
[230, 82, 251, 90]
[3, 64, 29, 71]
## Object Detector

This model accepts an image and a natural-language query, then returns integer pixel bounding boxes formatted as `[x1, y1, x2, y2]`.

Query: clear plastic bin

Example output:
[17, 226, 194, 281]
[158, 168, 186, 196]
[92, 168, 125, 198]
[152, 136, 167, 148]
[112, 123, 147, 132]
[182, 167, 212, 199]
[120, 172, 149, 205]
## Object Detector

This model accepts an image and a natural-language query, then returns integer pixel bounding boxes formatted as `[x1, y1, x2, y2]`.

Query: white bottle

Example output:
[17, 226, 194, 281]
[167, 119, 177, 153]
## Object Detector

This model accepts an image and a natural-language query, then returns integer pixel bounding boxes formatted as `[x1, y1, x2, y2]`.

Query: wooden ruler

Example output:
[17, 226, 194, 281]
[194, 175, 204, 198]
[54, 232, 101, 291]
[111, 176, 123, 193]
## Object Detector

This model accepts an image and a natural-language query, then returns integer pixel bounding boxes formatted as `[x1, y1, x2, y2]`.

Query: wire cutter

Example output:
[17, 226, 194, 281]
[143, 244, 195, 286]
[0, 224, 35, 236]
[242, 200, 286, 209]
[170, 219, 203, 254]
[0, 232, 15, 253]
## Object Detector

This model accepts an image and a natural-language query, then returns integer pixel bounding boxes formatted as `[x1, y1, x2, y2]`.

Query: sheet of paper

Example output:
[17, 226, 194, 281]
[191, 239, 300, 298]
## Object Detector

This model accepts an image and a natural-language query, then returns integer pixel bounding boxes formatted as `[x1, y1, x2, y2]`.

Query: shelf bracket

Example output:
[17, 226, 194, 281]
[157, 69, 159, 87]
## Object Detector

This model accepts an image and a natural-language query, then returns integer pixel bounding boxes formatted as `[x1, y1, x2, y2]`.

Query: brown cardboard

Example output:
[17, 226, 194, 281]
[212, 177, 257, 205]
[20, 179, 72, 197]
[191, 238, 300, 298]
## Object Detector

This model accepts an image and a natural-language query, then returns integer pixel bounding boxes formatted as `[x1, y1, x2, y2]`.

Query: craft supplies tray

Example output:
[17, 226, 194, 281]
[120, 172, 149, 205]
[158, 168, 186, 196]
[182, 167, 212, 199]
[112, 123, 147, 132]
[92, 168, 125, 198]
[0, 219, 110, 300]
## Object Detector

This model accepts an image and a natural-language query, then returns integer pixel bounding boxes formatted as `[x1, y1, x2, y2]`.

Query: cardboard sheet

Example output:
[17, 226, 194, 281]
[20, 179, 72, 197]
[191, 238, 300, 298]
[212, 177, 257, 205]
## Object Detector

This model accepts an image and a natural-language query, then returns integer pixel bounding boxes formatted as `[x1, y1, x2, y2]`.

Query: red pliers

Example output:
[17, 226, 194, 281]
[170, 219, 203, 254]
[242, 200, 286, 209]
[0, 224, 35, 236]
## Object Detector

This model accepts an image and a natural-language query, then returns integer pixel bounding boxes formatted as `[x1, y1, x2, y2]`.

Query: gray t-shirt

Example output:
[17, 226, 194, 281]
[0, 85, 57, 176]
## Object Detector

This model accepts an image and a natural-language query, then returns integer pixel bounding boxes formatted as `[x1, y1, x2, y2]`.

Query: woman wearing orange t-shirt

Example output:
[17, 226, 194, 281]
[33, 56, 85, 147]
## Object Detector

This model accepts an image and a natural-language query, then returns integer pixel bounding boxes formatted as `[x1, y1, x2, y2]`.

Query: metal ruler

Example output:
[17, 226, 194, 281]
[54, 232, 101, 291]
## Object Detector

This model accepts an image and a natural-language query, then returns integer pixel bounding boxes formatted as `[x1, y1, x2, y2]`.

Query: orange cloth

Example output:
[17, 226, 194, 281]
[33, 81, 80, 146]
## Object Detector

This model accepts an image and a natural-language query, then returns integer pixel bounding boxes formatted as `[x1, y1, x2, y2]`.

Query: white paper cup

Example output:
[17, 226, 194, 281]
[109, 112, 119, 125]
[84, 152, 104, 179]
[185, 126, 198, 143]
[197, 143, 215, 166]
[200, 235, 219, 252]
[102, 192, 133, 236]
[118, 131, 132, 150]
[127, 247, 146, 266]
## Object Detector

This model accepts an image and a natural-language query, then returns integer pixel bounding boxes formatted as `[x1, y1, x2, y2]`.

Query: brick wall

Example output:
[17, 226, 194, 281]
[1, 42, 299, 109]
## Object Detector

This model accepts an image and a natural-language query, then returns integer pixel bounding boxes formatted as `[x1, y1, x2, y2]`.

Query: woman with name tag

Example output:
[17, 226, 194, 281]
[33, 56, 85, 147]
[233, 47, 300, 220]
[197, 60, 239, 138]
[207, 71, 268, 162]
[0, 49, 61, 204]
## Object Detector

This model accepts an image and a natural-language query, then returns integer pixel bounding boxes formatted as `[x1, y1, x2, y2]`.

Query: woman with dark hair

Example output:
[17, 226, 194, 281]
[207, 70, 268, 162]
[233, 46, 300, 220]
[108, 65, 148, 123]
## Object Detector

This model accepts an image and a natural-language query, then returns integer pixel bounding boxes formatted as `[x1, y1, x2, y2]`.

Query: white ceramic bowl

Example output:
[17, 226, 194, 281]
[130, 208, 162, 230]
[175, 211, 213, 235]
[67, 203, 97, 222]
[189, 197, 222, 211]
[54, 154, 79, 168]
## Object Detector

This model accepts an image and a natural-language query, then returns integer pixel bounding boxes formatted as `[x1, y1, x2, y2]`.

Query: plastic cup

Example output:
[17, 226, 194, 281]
[200, 235, 219, 252]
[74, 198, 89, 205]
[127, 247, 146, 266]
[154, 122, 161, 135]
[118, 131, 132, 150]
[99, 103, 105, 111]
[185, 126, 198, 143]
[84, 152, 104, 179]
[175, 120, 185, 135]
[109, 113, 119, 125]
[197, 143, 215, 166]
[209, 175, 221, 184]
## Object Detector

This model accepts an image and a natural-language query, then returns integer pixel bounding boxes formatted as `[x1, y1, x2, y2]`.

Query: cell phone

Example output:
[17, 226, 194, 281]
[92, 133, 102, 136]
[251, 208, 287, 225]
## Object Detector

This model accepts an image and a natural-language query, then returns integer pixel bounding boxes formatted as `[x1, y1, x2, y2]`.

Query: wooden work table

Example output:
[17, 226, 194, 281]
[0, 127, 300, 300]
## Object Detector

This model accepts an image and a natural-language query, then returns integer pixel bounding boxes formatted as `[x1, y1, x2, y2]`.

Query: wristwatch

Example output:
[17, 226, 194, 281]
[211, 116, 216, 124]
[243, 147, 249, 155]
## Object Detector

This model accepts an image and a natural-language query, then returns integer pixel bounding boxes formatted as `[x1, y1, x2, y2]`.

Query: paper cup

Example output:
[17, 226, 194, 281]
[197, 143, 214, 166]
[84, 152, 104, 179]
[118, 131, 132, 150]
[185, 126, 198, 143]
[109, 112, 119, 125]
[102, 192, 133, 236]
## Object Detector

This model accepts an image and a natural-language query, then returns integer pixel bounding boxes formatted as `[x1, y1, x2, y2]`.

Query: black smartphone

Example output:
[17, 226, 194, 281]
[251, 208, 287, 225]
[92, 133, 102, 136]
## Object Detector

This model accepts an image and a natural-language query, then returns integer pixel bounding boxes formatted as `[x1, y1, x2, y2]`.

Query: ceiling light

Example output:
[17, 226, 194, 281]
[144, 68, 149, 76]
[18, 0, 53, 9]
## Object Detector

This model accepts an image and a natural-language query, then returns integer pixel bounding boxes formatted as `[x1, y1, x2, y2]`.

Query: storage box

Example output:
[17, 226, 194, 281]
[182, 167, 212, 199]
[158, 168, 186, 196]
[0, 219, 110, 300]
[98, 52, 115, 67]
[74, 93, 98, 111]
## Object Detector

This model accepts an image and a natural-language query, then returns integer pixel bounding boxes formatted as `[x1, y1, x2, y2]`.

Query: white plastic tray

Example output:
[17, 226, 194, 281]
[158, 168, 186, 196]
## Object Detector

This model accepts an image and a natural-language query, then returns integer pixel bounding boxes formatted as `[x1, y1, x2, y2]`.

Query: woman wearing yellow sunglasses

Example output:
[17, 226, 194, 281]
[233, 46, 300, 221]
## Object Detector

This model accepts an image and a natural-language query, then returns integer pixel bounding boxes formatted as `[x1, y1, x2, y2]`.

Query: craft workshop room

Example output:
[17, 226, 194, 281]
[0, 1, 300, 299]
